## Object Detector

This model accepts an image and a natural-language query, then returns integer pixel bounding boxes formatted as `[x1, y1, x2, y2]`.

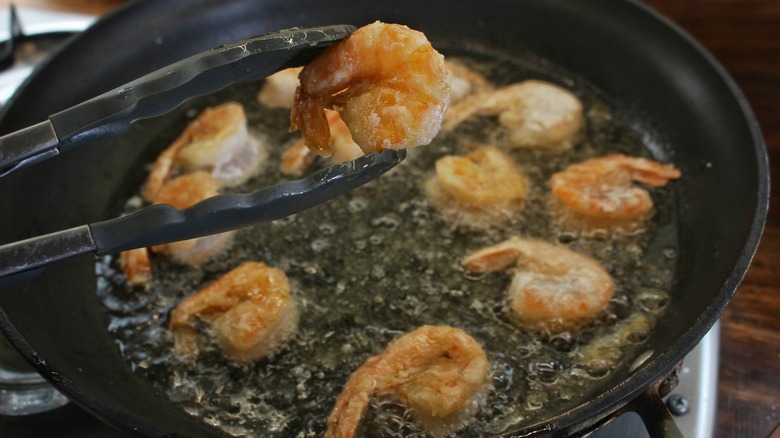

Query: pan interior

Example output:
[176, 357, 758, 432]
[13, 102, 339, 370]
[95, 45, 679, 436]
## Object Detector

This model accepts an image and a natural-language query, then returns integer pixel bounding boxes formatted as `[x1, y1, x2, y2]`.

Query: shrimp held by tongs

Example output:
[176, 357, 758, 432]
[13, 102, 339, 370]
[0, 26, 408, 284]
[291, 21, 451, 156]
[327, 325, 488, 438]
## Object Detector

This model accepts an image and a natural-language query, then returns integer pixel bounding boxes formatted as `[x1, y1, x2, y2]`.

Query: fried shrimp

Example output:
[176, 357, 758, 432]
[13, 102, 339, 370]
[169, 262, 299, 362]
[257, 67, 303, 108]
[463, 237, 616, 332]
[446, 60, 493, 104]
[143, 102, 263, 200]
[280, 111, 363, 176]
[443, 80, 583, 152]
[150, 171, 236, 266]
[425, 145, 528, 227]
[119, 171, 233, 279]
[119, 247, 152, 287]
[291, 21, 450, 156]
[327, 325, 488, 438]
[550, 154, 681, 232]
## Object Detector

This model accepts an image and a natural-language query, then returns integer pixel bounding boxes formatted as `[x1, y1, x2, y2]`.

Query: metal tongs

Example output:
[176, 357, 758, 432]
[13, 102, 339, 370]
[0, 25, 406, 282]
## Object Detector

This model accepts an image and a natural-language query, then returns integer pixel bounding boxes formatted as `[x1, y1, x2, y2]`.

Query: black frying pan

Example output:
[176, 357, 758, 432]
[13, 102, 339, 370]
[0, 0, 768, 436]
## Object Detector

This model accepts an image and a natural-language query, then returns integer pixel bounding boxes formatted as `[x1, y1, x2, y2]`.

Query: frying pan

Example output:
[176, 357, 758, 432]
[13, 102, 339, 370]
[0, 0, 768, 436]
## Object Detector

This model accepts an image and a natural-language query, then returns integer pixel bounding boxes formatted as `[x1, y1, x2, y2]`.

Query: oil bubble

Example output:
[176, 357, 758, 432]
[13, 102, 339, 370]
[319, 223, 337, 236]
[370, 213, 402, 229]
[347, 197, 368, 213]
[636, 288, 670, 314]
[310, 238, 329, 253]
[529, 359, 563, 384]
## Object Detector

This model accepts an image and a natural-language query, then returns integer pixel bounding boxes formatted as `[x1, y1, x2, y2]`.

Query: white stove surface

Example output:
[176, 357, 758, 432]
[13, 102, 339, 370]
[0, 7, 94, 104]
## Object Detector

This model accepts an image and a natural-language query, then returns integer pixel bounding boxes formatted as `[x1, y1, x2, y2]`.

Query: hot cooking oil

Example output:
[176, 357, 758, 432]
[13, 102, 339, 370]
[96, 45, 679, 437]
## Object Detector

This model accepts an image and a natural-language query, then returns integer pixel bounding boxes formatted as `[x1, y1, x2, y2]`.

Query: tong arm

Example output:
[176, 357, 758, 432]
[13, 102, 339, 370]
[0, 24, 354, 177]
[0, 150, 405, 280]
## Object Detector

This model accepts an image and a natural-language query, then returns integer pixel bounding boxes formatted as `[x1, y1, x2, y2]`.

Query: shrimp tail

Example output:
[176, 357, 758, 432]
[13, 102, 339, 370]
[290, 88, 333, 157]
[628, 161, 681, 187]
[171, 327, 199, 357]
[326, 368, 377, 438]
[462, 237, 524, 273]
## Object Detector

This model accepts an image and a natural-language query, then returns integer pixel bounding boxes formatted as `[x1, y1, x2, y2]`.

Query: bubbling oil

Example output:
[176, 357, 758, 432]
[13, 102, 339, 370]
[96, 48, 678, 437]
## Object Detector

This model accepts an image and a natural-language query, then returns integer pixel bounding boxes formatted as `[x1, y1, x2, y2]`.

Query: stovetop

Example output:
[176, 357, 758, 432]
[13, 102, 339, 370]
[0, 7, 719, 437]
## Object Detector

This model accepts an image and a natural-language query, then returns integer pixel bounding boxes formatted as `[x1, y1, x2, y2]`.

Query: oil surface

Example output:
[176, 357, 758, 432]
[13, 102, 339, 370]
[96, 47, 679, 437]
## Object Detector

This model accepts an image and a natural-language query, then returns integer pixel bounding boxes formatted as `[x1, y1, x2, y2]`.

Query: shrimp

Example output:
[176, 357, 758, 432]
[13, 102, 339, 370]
[280, 111, 363, 176]
[445, 60, 493, 104]
[462, 237, 616, 332]
[168, 262, 299, 362]
[291, 21, 450, 156]
[119, 171, 231, 280]
[143, 102, 263, 200]
[257, 67, 303, 108]
[550, 154, 681, 232]
[425, 145, 528, 227]
[119, 247, 152, 287]
[150, 171, 236, 266]
[326, 325, 488, 438]
[279, 140, 317, 177]
[442, 80, 583, 152]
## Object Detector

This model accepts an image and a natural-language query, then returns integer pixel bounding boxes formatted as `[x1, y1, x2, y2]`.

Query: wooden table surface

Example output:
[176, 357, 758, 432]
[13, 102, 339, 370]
[9, 0, 780, 437]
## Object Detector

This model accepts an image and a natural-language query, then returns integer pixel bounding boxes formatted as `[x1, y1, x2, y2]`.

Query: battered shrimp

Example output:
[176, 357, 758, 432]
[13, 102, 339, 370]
[169, 262, 299, 362]
[143, 102, 263, 200]
[257, 67, 303, 108]
[280, 111, 363, 176]
[463, 237, 616, 332]
[291, 21, 450, 156]
[119, 247, 152, 287]
[150, 171, 236, 266]
[443, 80, 583, 152]
[425, 145, 528, 227]
[279, 141, 317, 177]
[550, 154, 681, 232]
[119, 171, 232, 280]
[327, 325, 488, 438]
[446, 60, 493, 104]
